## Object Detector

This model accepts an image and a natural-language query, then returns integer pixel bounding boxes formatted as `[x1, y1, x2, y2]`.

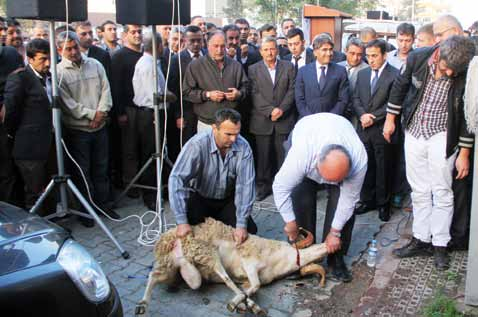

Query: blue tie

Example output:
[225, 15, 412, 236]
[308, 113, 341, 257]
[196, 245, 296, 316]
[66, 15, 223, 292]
[319, 66, 326, 91]
[371, 69, 379, 94]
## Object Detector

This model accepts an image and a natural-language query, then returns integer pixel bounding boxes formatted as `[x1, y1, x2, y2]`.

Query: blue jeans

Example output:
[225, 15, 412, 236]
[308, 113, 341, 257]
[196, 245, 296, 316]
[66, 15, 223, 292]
[65, 127, 110, 205]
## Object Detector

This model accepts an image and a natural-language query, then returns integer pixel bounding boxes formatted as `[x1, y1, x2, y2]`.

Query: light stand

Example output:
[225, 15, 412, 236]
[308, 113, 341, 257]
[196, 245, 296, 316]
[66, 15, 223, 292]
[30, 21, 129, 259]
[113, 26, 174, 233]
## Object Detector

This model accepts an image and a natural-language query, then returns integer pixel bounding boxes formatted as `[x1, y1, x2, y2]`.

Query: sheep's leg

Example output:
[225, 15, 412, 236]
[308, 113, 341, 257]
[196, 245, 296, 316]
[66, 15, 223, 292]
[135, 269, 161, 316]
[300, 263, 326, 287]
[239, 262, 267, 316]
[212, 263, 247, 312]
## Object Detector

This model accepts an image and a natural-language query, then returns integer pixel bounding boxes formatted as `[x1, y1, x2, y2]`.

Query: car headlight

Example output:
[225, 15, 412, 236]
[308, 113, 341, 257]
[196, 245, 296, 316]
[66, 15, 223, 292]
[58, 239, 111, 303]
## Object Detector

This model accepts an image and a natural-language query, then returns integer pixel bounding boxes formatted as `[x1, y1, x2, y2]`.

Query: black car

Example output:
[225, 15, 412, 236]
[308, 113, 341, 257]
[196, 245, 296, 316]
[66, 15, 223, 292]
[0, 202, 123, 316]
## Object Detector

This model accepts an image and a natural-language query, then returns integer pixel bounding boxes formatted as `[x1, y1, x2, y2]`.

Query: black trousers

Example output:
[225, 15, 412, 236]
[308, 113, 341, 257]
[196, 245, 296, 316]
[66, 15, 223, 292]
[167, 110, 197, 162]
[361, 140, 391, 207]
[291, 178, 355, 257]
[391, 129, 411, 197]
[254, 133, 288, 193]
[0, 126, 16, 204]
[121, 107, 160, 204]
[451, 162, 473, 246]
[186, 192, 257, 234]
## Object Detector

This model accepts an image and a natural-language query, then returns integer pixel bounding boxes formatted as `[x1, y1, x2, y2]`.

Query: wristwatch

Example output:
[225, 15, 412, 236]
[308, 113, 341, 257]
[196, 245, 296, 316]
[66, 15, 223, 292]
[330, 231, 341, 238]
[206, 91, 211, 100]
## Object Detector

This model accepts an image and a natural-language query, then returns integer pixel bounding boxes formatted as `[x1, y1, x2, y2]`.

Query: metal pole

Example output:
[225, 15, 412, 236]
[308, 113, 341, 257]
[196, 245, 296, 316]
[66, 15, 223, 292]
[465, 137, 478, 306]
[49, 21, 69, 214]
[151, 25, 164, 230]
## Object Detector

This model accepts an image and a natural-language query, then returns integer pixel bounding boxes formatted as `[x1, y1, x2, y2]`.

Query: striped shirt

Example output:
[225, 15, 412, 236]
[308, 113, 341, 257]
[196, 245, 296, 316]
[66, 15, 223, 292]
[168, 130, 255, 228]
[272, 113, 368, 231]
[408, 63, 451, 139]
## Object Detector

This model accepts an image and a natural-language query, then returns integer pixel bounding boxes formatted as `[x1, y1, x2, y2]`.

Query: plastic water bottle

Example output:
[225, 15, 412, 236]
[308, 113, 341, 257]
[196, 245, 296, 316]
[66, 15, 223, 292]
[367, 240, 378, 268]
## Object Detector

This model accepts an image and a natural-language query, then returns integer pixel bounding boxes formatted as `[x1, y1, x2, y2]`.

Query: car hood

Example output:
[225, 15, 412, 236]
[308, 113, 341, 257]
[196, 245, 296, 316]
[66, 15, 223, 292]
[0, 202, 68, 275]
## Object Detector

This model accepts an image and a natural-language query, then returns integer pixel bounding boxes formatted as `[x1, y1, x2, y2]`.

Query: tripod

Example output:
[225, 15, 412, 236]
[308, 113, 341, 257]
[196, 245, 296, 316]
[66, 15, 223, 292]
[30, 21, 129, 259]
[113, 26, 174, 231]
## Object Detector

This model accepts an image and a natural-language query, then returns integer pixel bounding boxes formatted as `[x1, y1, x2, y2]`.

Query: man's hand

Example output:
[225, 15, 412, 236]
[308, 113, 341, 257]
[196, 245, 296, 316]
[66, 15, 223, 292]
[284, 220, 299, 242]
[456, 148, 470, 179]
[382, 114, 396, 143]
[240, 44, 248, 58]
[176, 224, 192, 238]
[271, 107, 284, 122]
[226, 47, 237, 58]
[0, 105, 5, 123]
[325, 231, 342, 254]
[176, 118, 186, 129]
[209, 90, 225, 102]
[360, 113, 376, 129]
[224, 88, 240, 101]
[233, 227, 248, 246]
[90, 111, 107, 128]
[117, 114, 128, 126]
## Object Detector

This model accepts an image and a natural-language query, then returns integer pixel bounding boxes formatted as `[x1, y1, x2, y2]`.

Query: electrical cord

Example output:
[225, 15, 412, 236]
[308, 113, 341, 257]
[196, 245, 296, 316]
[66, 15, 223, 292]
[379, 209, 412, 247]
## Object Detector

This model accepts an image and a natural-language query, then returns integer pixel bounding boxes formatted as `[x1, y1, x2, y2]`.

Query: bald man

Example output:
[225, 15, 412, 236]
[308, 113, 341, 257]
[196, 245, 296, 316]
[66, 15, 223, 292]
[273, 113, 367, 282]
[433, 14, 463, 44]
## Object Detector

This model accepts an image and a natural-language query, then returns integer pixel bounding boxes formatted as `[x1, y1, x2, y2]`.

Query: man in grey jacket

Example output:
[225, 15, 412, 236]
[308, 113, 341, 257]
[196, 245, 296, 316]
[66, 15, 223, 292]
[57, 31, 119, 226]
[183, 31, 248, 132]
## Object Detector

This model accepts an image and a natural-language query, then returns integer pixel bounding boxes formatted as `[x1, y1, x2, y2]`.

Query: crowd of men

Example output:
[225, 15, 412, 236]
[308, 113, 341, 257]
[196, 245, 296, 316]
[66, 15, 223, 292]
[0, 13, 476, 280]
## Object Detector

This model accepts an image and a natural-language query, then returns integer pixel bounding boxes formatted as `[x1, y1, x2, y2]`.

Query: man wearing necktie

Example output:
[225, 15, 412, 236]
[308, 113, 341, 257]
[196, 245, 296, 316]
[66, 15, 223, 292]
[283, 28, 315, 75]
[352, 39, 399, 221]
[168, 25, 204, 160]
[294, 34, 349, 119]
[3, 39, 54, 214]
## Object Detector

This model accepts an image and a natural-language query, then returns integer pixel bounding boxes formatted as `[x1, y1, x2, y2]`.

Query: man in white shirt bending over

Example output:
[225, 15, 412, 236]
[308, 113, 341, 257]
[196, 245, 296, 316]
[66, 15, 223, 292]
[273, 113, 367, 282]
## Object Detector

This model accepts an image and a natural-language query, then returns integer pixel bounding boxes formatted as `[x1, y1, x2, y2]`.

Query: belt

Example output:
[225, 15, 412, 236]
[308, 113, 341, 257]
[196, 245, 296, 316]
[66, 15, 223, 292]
[136, 106, 153, 111]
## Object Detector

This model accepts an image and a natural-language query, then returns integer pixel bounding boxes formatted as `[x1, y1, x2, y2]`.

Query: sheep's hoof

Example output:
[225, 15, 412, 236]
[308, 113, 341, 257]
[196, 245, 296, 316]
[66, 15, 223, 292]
[236, 303, 247, 314]
[256, 308, 268, 316]
[227, 302, 236, 312]
[135, 304, 147, 315]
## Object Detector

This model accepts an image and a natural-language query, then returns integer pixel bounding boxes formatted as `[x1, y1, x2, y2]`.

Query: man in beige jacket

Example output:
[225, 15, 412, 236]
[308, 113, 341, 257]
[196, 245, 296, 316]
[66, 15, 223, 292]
[57, 31, 119, 226]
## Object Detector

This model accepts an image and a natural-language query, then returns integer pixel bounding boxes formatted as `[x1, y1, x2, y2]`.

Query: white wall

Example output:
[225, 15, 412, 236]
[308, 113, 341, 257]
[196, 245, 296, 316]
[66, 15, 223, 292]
[88, 0, 116, 13]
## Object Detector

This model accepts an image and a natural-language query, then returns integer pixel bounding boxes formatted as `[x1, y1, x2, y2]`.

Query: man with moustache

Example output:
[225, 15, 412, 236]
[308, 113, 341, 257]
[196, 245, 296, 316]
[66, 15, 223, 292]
[249, 37, 296, 201]
[183, 31, 248, 132]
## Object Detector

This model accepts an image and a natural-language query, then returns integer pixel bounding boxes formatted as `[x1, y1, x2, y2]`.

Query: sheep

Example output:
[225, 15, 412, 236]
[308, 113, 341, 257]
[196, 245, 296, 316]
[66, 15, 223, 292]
[135, 217, 328, 316]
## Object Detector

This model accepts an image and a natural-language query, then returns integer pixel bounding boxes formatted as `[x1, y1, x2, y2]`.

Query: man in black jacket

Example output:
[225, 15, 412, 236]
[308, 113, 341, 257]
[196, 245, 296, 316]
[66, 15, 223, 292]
[0, 24, 24, 205]
[168, 25, 203, 160]
[249, 37, 296, 201]
[74, 21, 111, 79]
[352, 39, 398, 221]
[3, 39, 53, 212]
[383, 36, 475, 270]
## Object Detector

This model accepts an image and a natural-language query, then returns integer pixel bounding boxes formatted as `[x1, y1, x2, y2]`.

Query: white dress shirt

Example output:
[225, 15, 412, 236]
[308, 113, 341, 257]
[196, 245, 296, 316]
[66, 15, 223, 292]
[370, 61, 388, 85]
[273, 113, 368, 231]
[265, 60, 278, 83]
[133, 53, 167, 109]
[291, 49, 307, 69]
[315, 61, 328, 85]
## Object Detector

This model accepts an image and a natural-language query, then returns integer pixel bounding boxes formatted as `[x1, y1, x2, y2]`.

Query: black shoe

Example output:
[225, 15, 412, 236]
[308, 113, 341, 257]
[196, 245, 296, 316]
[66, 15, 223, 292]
[392, 237, 433, 258]
[99, 207, 121, 220]
[256, 189, 272, 201]
[80, 217, 95, 228]
[447, 239, 468, 251]
[434, 246, 450, 270]
[354, 202, 376, 215]
[145, 200, 157, 211]
[126, 187, 140, 199]
[328, 255, 352, 283]
[378, 205, 391, 222]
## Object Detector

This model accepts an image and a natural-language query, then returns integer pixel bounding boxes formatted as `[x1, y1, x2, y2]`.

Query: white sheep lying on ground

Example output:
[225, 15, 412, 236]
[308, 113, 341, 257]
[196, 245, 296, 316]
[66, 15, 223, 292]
[135, 218, 328, 316]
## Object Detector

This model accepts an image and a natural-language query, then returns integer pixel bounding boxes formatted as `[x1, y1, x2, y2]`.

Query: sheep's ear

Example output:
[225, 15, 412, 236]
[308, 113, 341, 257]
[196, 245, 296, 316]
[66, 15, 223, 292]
[179, 260, 202, 290]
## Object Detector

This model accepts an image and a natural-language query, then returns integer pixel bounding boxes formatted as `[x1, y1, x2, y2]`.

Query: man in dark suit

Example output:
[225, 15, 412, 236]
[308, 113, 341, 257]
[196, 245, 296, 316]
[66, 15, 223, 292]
[3, 39, 53, 212]
[74, 21, 111, 79]
[352, 39, 399, 221]
[223, 24, 262, 76]
[283, 28, 315, 74]
[168, 25, 203, 160]
[234, 18, 259, 53]
[249, 37, 296, 201]
[295, 34, 349, 118]
[260, 24, 290, 58]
